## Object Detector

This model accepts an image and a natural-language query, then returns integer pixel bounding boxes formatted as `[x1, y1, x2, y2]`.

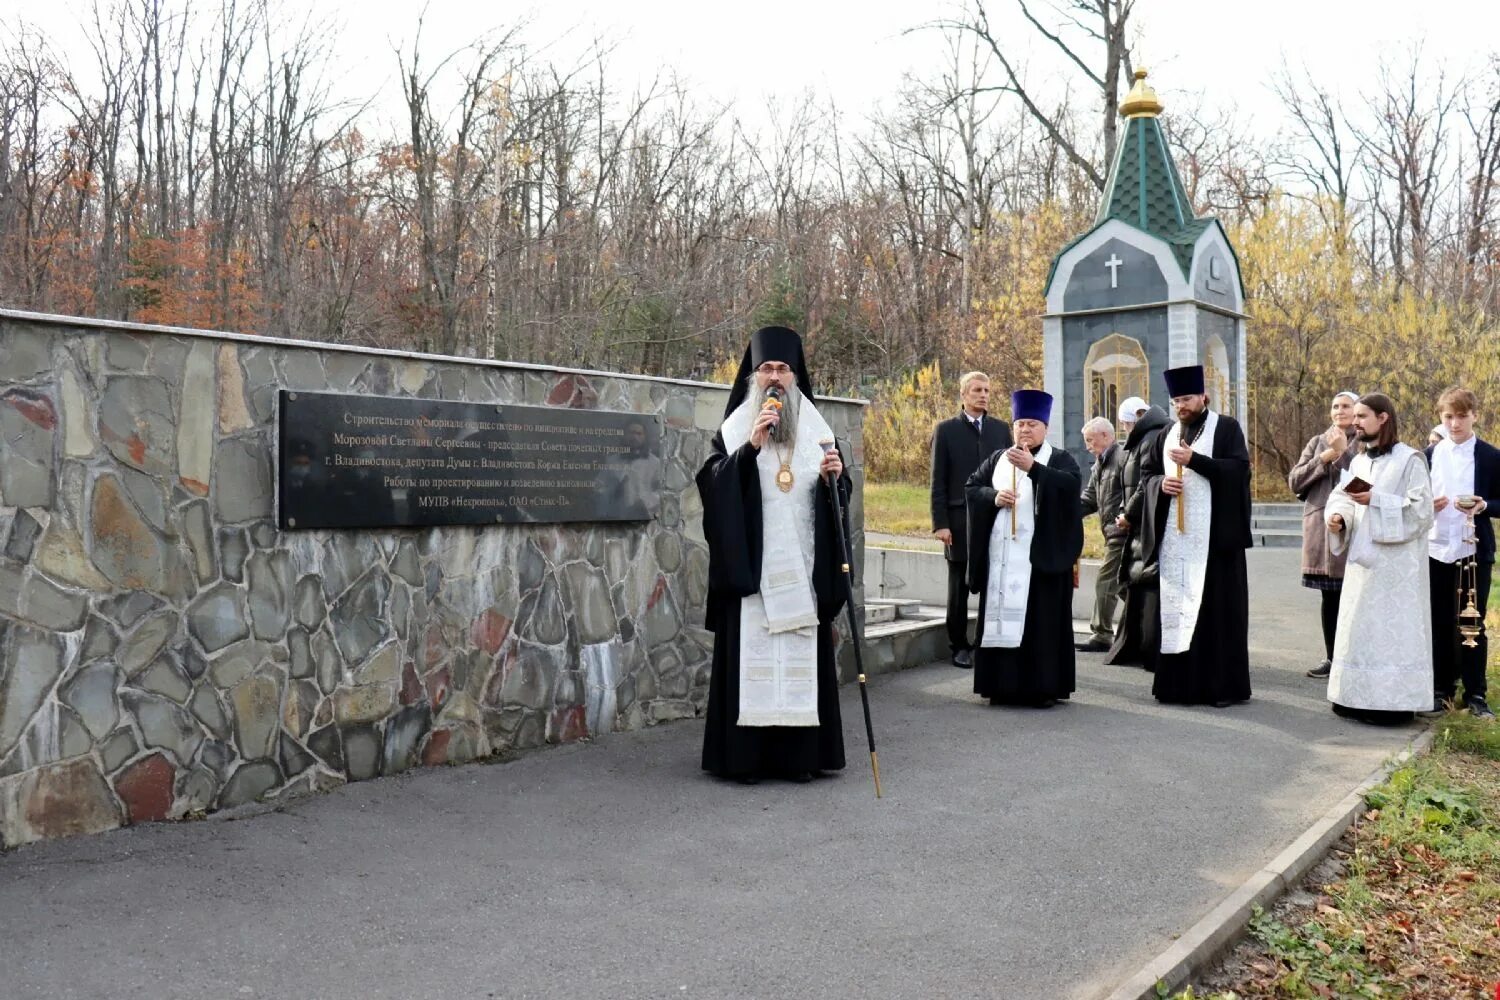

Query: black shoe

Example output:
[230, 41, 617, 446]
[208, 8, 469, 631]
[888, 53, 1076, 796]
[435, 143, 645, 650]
[952, 648, 973, 668]
[1466, 696, 1496, 720]
[1074, 638, 1111, 653]
[788, 771, 814, 784]
[734, 774, 761, 786]
[1434, 693, 1457, 714]
[1306, 660, 1331, 679]
[1035, 698, 1057, 708]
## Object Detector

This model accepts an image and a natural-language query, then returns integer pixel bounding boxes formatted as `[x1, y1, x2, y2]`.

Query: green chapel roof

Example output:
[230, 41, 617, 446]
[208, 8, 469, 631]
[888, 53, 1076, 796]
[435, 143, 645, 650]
[1045, 70, 1243, 295]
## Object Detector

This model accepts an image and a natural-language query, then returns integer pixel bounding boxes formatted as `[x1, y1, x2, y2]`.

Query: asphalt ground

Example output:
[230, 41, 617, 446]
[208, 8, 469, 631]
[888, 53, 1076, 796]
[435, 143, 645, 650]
[0, 548, 1423, 1000]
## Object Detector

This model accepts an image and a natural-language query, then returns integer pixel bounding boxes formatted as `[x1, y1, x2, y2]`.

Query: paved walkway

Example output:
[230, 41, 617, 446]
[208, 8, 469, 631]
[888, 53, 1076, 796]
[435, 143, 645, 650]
[0, 549, 1424, 1000]
[867, 529, 943, 551]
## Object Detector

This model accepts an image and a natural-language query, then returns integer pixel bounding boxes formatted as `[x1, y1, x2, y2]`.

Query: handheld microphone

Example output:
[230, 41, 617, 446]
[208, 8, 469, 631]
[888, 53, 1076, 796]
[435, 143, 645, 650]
[764, 383, 784, 440]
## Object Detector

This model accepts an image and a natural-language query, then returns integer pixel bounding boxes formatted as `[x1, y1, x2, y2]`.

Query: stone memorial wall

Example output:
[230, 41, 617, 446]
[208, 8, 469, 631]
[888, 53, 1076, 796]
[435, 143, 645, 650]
[0, 311, 866, 848]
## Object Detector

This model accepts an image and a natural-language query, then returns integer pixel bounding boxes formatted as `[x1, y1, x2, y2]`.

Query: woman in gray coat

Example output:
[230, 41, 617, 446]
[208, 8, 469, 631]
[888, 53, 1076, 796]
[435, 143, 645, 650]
[1287, 391, 1359, 678]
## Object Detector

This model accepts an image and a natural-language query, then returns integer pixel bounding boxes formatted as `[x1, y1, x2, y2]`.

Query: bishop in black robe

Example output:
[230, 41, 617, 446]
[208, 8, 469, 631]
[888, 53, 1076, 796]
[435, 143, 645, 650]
[697, 326, 850, 782]
[1145, 366, 1253, 706]
[965, 390, 1084, 707]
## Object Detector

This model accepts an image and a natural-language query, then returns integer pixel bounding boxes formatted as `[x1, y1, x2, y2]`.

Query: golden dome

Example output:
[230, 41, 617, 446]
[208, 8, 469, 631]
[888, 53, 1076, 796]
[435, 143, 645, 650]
[1119, 68, 1163, 118]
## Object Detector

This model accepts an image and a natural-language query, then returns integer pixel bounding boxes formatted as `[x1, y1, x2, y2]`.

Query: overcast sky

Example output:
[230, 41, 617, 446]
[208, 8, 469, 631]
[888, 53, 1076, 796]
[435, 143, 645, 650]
[12, 0, 1499, 140]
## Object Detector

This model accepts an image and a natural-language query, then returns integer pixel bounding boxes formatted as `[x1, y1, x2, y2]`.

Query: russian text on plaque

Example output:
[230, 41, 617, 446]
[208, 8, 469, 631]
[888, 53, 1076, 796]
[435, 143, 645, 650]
[278, 391, 663, 529]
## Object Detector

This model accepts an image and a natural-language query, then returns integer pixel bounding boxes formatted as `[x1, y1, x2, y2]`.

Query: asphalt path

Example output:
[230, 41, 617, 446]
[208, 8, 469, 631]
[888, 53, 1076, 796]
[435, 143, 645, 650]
[0, 548, 1425, 999]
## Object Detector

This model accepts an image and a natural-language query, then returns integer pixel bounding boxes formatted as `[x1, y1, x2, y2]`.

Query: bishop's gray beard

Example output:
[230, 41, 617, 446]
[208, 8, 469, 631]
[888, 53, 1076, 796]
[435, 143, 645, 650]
[746, 377, 801, 447]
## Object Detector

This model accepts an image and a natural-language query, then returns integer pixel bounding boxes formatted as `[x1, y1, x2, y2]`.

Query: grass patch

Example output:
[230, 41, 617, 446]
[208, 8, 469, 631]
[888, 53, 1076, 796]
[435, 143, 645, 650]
[863, 481, 932, 537]
[1169, 660, 1500, 999]
[1436, 709, 1500, 760]
[864, 480, 1108, 559]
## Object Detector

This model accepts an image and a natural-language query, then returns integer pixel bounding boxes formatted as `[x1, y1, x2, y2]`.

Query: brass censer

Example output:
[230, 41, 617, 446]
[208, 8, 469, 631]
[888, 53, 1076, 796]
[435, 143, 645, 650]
[1455, 495, 1484, 648]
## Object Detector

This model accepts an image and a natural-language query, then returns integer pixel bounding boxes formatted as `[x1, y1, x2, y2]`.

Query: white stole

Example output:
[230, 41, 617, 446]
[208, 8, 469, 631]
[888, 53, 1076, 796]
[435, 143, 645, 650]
[1159, 411, 1219, 655]
[719, 392, 834, 727]
[980, 442, 1052, 649]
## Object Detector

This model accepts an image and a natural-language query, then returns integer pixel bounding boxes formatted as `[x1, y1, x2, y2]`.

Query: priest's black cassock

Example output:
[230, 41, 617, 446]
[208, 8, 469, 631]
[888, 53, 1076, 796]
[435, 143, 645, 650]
[965, 391, 1084, 705]
[696, 326, 849, 780]
[1145, 366, 1253, 706]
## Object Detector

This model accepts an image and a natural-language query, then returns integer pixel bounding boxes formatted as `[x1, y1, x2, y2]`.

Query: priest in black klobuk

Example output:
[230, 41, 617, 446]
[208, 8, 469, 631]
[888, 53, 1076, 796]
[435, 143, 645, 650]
[696, 326, 850, 782]
[965, 389, 1084, 707]
[1147, 364, 1253, 706]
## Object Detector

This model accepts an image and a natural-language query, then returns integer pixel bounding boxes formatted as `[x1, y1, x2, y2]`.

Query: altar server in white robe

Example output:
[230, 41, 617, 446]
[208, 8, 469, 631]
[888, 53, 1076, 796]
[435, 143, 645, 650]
[1325, 393, 1434, 724]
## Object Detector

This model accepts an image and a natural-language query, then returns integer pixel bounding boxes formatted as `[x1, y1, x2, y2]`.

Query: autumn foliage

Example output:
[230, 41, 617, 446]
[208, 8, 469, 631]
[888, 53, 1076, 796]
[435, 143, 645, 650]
[2, 6, 1500, 488]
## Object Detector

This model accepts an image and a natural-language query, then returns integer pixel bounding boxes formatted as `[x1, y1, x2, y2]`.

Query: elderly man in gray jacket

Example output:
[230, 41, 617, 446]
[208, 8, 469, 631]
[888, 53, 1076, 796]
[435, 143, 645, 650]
[1077, 416, 1128, 652]
[1288, 390, 1359, 678]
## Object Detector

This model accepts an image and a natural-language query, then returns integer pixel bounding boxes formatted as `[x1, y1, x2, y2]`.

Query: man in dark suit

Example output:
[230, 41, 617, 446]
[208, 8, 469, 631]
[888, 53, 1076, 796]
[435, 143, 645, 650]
[1425, 385, 1498, 719]
[930, 371, 1012, 667]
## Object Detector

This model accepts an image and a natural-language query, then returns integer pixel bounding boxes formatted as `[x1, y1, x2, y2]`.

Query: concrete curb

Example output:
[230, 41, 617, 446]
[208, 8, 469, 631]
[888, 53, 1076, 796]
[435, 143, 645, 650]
[1099, 724, 1439, 1000]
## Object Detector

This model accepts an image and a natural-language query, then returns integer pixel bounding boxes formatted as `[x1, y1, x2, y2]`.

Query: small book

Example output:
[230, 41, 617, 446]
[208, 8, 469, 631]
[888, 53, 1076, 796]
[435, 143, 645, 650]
[1342, 475, 1372, 494]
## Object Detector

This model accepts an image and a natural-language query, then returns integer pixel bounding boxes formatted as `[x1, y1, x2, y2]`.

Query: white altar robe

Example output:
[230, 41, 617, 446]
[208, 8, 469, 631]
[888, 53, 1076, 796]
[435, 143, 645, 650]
[719, 391, 832, 727]
[1324, 443, 1434, 711]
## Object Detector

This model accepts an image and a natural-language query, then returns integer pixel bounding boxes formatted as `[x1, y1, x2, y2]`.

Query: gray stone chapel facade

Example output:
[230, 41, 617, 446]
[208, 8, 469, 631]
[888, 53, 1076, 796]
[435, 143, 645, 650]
[1042, 70, 1248, 462]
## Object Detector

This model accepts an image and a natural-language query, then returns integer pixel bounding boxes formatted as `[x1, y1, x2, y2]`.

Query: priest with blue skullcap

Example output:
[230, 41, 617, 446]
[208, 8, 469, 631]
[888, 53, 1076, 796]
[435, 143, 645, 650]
[964, 389, 1084, 707]
[1145, 364, 1253, 706]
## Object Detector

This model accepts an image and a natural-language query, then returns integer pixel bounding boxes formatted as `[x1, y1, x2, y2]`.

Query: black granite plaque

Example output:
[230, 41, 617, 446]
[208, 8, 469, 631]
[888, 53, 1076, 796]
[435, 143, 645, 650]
[278, 391, 663, 529]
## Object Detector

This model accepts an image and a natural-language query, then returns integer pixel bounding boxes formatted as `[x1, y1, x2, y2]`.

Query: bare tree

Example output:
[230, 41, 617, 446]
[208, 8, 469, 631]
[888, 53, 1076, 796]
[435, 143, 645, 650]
[928, 0, 1134, 192]
[1270, 64, 1360, 235]
[398, 21, 522, 354]
[1354, 50, 1457, 292]
[1457, 56, 1500, 304]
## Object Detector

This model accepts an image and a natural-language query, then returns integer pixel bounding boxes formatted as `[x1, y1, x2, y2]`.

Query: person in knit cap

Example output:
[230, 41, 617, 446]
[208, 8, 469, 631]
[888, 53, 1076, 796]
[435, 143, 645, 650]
[964, 389, 1083, 707]
[696, 326, 850, 783]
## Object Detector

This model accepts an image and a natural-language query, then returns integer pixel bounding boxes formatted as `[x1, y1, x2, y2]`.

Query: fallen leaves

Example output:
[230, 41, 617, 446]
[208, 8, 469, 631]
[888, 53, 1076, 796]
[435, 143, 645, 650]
[1169, 745, 1500, 999]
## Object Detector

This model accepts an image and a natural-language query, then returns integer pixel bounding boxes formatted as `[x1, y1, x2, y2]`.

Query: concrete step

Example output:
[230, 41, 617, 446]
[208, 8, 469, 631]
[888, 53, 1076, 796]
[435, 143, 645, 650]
[858, 607, 1094, 677]
[1252, 502, 1302, 518]
[1253, 529, 1302, 548]
[864, 604, 897, 624]
[1252, 516, 1301, 531]
[867, 597, 927, 616]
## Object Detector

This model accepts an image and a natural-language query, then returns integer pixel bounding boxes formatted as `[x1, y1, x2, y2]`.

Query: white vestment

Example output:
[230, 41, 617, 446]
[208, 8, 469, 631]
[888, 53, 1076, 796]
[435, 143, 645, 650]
[1324, 444, 1434, 711]
[719, 391, 834, 727]
[1159, 411, 1219, 654]
[980, 442, 1053, 648]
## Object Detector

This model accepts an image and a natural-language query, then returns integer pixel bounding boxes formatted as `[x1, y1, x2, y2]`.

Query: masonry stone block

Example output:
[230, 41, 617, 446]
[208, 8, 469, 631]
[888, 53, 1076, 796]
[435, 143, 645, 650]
[187, 583, 250, 653]
[0, 625, 65, 761]
[214, 437, 273, 523]
[218, 759, 281, 808]
[0, 387, 57, 508]
[0, 757, 122, 847]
